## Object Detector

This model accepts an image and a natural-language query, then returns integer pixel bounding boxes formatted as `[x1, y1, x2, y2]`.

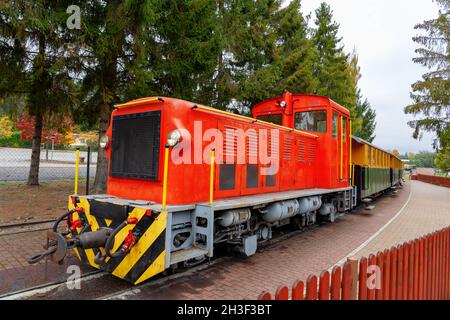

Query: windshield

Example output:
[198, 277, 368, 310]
[294, 110, 327, 133]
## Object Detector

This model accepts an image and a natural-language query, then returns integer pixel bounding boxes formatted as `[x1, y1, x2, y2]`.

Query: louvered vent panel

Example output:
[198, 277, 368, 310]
[282, 136, 293, 161]
[246, 129, 258, 160]
[298, 140, 306, 162]
[309, 143, 316, 163]
[224, 127, 238, 161]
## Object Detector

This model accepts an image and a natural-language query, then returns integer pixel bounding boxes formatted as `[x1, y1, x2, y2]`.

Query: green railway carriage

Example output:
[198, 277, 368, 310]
[351, 136, 404, 202]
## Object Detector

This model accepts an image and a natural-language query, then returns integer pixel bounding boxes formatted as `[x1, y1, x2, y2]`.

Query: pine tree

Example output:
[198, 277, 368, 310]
[405, 0, 449, 154]
[151, 0, 221, 105]
[214, 0, 281, 112]
[312, 3, 358, 123]
[269, 0, 317, 96]
[349, 52, 376, 141]
[67, 0, 159, 192]
[355, 97, 376, 142]
[0, 0, 77, 185]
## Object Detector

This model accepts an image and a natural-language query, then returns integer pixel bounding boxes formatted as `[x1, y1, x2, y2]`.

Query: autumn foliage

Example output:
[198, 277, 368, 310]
[15, 112, 73, 145]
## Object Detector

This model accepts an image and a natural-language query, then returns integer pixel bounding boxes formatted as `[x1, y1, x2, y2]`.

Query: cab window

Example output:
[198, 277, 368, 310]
[295, 110, 327, 133]
[256, 114, 282, 125]
[332, 112, 338, 138]
[342, 117, 347, 140]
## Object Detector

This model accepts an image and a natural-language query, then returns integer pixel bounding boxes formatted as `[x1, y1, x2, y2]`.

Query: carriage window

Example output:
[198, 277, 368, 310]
[256, 114, 282, 125]
[332, 112, 338, 138]
[295, 110, 327, 133]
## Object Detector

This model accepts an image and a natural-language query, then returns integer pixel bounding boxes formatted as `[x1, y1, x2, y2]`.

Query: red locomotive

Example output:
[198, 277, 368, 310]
[30, 92, 403, 285]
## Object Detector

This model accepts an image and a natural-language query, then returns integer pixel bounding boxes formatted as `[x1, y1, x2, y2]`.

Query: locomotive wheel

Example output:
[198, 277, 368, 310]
[329, 211, 336, 223]
[291, 216, 304, 230]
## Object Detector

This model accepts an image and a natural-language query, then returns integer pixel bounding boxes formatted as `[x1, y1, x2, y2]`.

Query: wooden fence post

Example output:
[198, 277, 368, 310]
[331, 266, 342, 300]
[292, 280, 304, 300]
[275, 286, 289, 300]
[347, 256, 359, 300]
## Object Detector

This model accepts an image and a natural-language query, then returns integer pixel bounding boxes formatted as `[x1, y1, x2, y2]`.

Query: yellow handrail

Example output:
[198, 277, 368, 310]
[349, 120, 352, 182]
[74, 148, 80, 195]
[162, 145, 170, 210]
[340, 116, 343, 180]
[209, 149, 215, 206]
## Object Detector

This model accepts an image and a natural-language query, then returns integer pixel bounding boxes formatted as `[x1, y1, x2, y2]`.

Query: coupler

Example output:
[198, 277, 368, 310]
[28, 208, 113, 265]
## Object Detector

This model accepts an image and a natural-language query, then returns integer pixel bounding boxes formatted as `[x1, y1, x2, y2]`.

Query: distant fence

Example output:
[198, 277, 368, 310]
[258, 226, 450, 300]
[0, 147, 97, 182]
[411, 174, 450, 188]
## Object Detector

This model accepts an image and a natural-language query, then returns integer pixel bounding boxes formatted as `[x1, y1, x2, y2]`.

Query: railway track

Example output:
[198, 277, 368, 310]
[0, 221, 317, 300]
[0, 270, 105, 300]
[0, 219, 55, 236]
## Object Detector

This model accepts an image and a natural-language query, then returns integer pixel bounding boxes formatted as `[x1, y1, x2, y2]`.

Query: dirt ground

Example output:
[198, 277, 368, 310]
[0, 180, 92, 224]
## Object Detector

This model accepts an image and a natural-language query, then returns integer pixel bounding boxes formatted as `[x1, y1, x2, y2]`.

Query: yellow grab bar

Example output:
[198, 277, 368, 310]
[162, 145, 170, 210]
[349, 120, 352, 181]
[340, 116, 343, 180]
[74, 148, 80, 194]
[209, 149, 215, 206]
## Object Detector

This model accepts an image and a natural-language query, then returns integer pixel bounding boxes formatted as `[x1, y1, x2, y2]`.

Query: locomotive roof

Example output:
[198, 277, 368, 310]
[252, 93, 350, 116]
[114, 96, 320, 139]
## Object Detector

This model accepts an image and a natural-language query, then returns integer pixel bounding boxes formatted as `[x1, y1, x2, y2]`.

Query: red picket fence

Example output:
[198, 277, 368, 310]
[258, 226, 450, 300]
[414, 174, 450, 188]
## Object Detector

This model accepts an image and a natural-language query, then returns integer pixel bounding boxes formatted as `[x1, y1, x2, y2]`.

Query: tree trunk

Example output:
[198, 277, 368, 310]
[93, 102, 111, 193]
[27, 113, 43, 185]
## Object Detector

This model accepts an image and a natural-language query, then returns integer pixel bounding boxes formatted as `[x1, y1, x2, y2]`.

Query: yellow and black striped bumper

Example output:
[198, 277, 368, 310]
[68, 196, 167, 284]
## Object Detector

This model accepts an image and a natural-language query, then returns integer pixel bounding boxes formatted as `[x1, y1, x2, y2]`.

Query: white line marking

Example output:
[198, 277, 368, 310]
[332, 185, 413, 269]
[1, 272, 106, 300]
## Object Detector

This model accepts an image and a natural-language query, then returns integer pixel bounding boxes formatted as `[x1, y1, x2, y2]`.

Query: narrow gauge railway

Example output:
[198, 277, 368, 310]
[0, 219, 55, 236]
[6, 218, 327, 300]
[29, 92, 404, 286]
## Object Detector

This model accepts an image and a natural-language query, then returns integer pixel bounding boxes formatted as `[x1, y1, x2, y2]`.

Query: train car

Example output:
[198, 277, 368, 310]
[351, 137, 404, 203]
[29, 92, 402, 285]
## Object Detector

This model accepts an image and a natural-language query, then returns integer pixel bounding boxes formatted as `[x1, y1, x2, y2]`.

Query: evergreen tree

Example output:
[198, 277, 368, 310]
[349, 52, 376, 141]
[67, 0, 159, 192]
[269, 0, 317, 96]
[354, 97, 376, 142]
[0, 0, 77, 185]
[312, 2, 359, 128]
[405, 0, 449, 155]
[215, 0, 281, 111]
[219, 0, 317, 113]
[151, 0, 221, 105]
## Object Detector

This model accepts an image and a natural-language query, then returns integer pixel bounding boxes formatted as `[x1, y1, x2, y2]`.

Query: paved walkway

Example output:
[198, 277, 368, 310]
[354, 180, 450, 258]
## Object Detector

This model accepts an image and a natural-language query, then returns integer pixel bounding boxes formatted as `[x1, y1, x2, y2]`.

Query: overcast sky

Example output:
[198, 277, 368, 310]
[296, 0, 440, 154]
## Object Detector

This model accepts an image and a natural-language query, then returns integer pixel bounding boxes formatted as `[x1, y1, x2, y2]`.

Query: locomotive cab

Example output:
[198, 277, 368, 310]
[252, 92, 351, 189]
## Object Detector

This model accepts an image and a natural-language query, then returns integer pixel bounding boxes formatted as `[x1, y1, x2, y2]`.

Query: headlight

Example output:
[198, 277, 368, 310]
[167, 130, 181, 147]
[100, 135, 109, 149]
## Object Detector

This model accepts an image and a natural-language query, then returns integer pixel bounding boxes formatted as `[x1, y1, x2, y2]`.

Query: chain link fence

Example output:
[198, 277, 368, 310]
[0, 146, 97, 182]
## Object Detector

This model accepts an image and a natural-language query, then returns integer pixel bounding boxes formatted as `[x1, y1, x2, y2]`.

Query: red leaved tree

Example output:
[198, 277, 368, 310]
[16, 112, 73, 146]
